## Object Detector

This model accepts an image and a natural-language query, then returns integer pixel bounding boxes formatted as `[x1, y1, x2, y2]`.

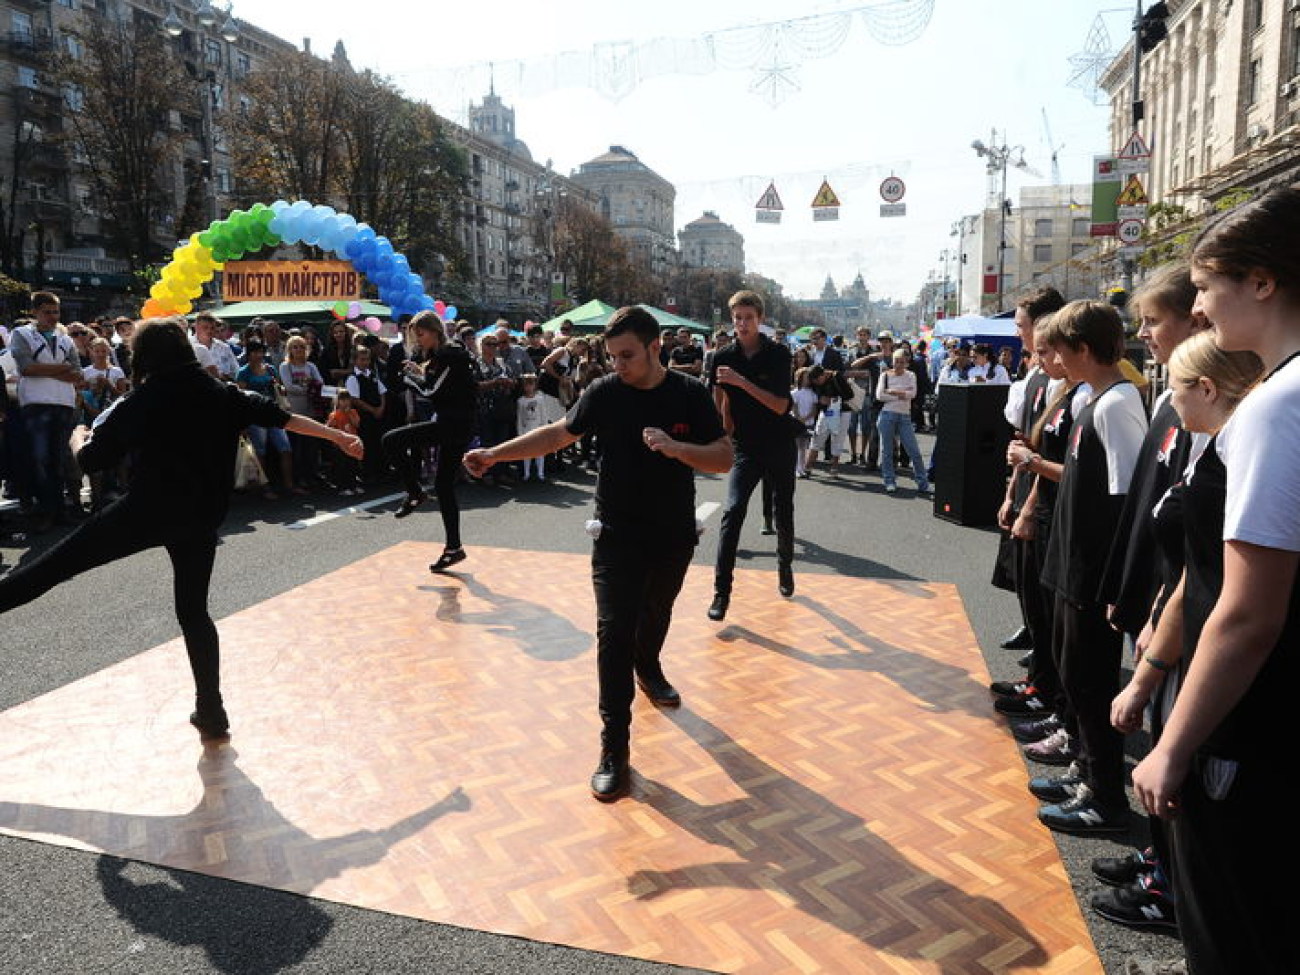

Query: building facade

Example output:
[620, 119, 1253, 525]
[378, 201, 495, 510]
[570, 145, 677, 280]
[1101, 0, 1300, 208]
[678, 210, 744, 271]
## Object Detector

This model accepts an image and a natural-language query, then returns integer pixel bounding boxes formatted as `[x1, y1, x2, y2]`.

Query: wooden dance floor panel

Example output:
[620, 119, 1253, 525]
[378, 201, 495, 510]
[0, 543, 1100, 974]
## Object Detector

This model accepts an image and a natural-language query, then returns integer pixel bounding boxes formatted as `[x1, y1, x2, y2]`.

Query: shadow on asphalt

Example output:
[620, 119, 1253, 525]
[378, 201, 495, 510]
[633, 708, 1050, 974]
[1, 747, 470, 974]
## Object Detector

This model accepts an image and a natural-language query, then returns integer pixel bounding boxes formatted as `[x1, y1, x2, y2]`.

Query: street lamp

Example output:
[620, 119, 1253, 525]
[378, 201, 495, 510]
[161, 3, 240, 229]
[972, 135, 1030, 314]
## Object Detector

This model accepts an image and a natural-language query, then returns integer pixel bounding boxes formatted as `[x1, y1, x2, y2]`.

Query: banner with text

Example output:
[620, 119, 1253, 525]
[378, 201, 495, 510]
[223, 261, 362, 302]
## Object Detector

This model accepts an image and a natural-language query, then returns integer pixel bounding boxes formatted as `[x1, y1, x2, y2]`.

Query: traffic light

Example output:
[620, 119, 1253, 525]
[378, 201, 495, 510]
[1138, 2, 1169, 54]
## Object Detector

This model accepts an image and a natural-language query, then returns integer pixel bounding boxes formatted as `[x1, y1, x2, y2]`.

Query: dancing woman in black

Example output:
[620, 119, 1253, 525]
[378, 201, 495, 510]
[381, 311, 477, 573]
[0, 318, 363, 740]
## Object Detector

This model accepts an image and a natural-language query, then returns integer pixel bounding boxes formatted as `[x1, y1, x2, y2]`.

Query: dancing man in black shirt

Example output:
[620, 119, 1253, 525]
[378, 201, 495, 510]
[464, 306, 732, 802]
[707, 290, 796, 621]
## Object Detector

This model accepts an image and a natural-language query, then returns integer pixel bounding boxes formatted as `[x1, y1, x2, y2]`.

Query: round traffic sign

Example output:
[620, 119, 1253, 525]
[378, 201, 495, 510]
[1117, 218, 1144, 244]
[879, 176, 906, 204]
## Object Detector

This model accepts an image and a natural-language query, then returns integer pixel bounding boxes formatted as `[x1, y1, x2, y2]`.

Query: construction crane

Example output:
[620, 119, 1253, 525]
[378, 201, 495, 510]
[1041, 107, 1063, 184]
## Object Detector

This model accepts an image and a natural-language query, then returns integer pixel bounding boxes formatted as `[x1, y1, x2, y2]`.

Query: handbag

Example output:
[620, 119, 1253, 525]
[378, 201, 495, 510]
[234, 435, 268, 490]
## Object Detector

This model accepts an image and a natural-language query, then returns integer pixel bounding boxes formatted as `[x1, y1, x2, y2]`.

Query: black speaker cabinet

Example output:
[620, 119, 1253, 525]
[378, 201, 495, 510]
[932, 384, 1012, 527]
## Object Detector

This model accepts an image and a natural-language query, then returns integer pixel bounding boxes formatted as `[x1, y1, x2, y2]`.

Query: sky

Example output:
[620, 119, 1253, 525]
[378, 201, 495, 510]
[245, 0, 1132, 304]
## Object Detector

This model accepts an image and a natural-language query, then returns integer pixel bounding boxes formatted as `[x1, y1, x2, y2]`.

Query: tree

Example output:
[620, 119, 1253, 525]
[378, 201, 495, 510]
[56, 18, 193, 269]
[229, 48, 348, 205]
[550, 195, 647, 304]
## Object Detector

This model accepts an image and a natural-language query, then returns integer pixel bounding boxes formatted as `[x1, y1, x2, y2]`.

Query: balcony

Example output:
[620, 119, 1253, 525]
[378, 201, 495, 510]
[25, 143, 69, 171]
[4, 29, 54, 58]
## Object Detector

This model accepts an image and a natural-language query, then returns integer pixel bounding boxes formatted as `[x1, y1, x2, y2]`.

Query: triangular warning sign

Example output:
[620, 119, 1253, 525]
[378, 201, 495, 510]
[1117, 130, 1151, 160]
[811, 179, 841, 208]
[755, 181, 784, 210]
[1116, 174, 1149, 207]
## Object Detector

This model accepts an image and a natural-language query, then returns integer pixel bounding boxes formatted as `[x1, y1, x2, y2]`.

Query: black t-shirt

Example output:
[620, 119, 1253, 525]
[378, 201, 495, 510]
[1100, 394, 1192, 632]
[565, 370, 724, 545]
[669, 345, 703, 369]
[1012, 369, 1054, 511]
[707, 335, 791, 448]
[1031, 383, 1082, 529]
[410, 342, 477, 438]
[77, 364, 289, 530]
[1042, 383, 1137, 604]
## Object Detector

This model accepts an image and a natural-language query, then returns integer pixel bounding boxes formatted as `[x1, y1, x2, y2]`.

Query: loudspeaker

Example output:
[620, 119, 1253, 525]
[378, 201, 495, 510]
[932, 384, 1012, 527]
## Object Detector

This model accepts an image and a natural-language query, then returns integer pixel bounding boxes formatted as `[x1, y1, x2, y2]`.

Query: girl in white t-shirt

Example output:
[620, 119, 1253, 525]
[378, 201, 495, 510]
[515, 375, 547, 481]
[791, 366, 819, 477]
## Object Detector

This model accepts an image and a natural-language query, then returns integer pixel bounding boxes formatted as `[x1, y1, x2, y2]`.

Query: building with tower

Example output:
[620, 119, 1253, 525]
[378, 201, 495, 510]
[678, 211, 744, 272]
[570, 145, 677, 279]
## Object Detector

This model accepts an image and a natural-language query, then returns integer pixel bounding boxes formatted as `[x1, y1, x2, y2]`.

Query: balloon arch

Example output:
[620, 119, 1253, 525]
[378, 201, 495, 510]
[140, 200, 438, 321]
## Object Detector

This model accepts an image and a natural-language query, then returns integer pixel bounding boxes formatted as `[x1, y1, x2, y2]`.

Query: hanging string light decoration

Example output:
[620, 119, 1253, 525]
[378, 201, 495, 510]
[394, 0, 935, 109]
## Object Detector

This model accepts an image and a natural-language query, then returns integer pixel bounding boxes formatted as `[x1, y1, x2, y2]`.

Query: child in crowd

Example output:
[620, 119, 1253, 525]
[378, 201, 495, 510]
[805, 366, 844, 478]
[515, 374, 547, 481]
[791, 366, 819, 478]
[327, 389, 362, 496]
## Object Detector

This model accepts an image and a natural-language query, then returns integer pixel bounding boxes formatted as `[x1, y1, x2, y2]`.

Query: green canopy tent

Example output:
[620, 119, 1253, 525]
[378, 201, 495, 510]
[539, 299, 617, 334]
[200, 299, 392, 325]
[637, 305, 713, 336]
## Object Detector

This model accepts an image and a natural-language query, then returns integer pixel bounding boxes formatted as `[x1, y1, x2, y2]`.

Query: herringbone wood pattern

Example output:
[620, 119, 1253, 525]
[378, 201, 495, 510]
[0, 543, 1100, 973]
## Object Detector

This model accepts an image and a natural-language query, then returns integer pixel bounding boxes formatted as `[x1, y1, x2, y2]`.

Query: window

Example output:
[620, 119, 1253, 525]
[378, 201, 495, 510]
[236, 52, 251, 79]
[63, 84, 84, 112]
[1034, 218, 1053, 237]
[63, 34, 83, 59]
[205, 38, 222, 66]
[1071, 243, 1088, 257]
[12, 12, 33, 40]
[58, 0, 79, 8]
[1071, 217, 1089, 237]
[18, 66, 38, 89]
[1248, 58, 1261, 105]
[1033, 244, 1053, 263]
[1292, 24, 1300, 79]
[216, 170, 233, 193]
[1248, 0, 1264, 32]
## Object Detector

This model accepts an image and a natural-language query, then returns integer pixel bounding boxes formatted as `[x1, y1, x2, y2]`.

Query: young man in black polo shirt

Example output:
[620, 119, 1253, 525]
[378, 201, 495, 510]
[464, 307, 732, 802]
[708, 290, 796, 620]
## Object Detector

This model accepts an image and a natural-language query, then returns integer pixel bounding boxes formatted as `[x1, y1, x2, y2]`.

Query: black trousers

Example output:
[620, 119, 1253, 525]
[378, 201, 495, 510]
[382, 421, 468, 550]
[1052, 593, 1124, 807]
[0, 501, 221, 709]
[591, 532, 694, 751]
[1014, 531, 1062, 709]
[715, 439, 796, 596]
[1171, 754, 1295, 975]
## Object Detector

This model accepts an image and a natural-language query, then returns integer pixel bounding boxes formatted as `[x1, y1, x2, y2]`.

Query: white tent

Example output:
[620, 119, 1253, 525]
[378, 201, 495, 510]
[932, 314, 1019, 338]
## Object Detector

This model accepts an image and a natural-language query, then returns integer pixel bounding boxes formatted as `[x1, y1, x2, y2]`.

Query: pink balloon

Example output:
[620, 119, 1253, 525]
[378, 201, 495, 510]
[363, 317, 382, 333]
[348, 301, 363, 319]
[524, 320, 535, 328]
[434, 300, 447, 316]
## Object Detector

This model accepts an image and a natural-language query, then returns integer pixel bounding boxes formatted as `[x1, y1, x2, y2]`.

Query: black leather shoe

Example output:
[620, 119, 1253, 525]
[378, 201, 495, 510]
[760, 521, 775, 536]
[707, 592, 729, 621]
[778, 564, 794, 598]
[636, 674, 681, 707]
[590, 749, 630, 802]
[1017, 649, 1034, 669]
[189, 709, 231, 742]
[1000, 626, 1033, 650]
[429, 548, 467, 573]
[394, 491, 426, 518]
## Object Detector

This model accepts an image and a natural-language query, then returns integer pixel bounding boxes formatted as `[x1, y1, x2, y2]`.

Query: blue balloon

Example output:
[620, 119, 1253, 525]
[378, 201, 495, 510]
[444, 305, 458, 321]
[392, 254, 411, 274]
[419, 295, 436, 311]
[405, 272, 424, 293]
[374, 238, 395, 262]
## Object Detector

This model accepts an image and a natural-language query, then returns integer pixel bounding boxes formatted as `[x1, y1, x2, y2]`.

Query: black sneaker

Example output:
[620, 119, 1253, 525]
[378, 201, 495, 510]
[1092, 847, 1157, 887]
[189, 709, 231, 742]
[1028, 761, 1084, 802]
[1038, 786, 1127, 834]
[590, 749, 630, 802]
[778, 564, 794, 598]
[635, 673, 681, 708]
[990, 677, 1031, 698]
[1010, 713, 1061, 743]
[1000, 626, 1033, 649]
[1090, 874, 1178, 931]
[707, 592, 729, 621]
[1016, 649, 1034, 669]
[994, 687, 1052, 716]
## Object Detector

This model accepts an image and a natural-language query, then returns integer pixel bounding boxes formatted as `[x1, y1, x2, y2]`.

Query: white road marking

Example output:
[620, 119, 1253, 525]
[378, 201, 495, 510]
[696, 501, 720, 522]
[286, 492, 405, 530]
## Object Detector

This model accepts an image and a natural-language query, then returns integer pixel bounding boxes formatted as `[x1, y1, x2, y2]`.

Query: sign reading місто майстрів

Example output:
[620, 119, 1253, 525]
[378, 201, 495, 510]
[222, 261, 362, 302]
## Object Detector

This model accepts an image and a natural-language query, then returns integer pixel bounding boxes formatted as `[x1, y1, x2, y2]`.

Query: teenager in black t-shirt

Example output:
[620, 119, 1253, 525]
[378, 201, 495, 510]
[707, 290, 796, 619]
[464, 307, 731, 802]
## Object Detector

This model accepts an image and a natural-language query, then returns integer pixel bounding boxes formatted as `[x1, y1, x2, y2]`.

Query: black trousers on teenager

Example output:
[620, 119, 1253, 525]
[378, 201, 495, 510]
[1014, 531, 1064, 714]
[0, 501, 222, 711]
[382, 419, 469, 550]
[591, 531, 694, 752]
[1170, 754, 1295, 975]
[715, 439, 796, 596]
[1052, 593, 1125, 808]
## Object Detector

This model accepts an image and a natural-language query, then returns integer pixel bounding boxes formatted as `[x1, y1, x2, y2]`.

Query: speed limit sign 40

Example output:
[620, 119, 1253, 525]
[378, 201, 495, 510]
[880, 176, 906, 204]
[1117, 218, 1144, 244]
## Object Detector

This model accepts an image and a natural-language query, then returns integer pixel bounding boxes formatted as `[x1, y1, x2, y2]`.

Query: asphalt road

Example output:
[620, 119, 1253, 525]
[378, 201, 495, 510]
[0, 439, 1183, 975]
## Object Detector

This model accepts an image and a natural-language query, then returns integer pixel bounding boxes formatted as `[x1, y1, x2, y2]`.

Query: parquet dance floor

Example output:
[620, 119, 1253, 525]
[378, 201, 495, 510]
[0, 543, 1100, 973]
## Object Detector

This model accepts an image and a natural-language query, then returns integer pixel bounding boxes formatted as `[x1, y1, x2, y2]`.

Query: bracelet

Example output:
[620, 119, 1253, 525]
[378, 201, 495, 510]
[1143, 655, 1173, 672]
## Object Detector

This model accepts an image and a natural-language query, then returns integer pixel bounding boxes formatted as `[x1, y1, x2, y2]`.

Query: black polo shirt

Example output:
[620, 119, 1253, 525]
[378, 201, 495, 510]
[707, 335, 791, 450]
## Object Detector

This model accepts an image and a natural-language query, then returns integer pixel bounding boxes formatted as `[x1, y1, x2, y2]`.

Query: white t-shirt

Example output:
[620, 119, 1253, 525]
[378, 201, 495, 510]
[190, 338, 215, 372]
[969, 362, 1011, 385]
[1090, 381, 1149, 495]
[82, 364, 125, 388]
[791, 386, 819, 425]
[1219, 355, 1300, 551]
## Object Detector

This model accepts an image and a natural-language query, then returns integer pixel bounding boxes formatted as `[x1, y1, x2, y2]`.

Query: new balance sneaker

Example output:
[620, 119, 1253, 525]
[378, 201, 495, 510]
[1028, 761, 1084, 802]
[1022, 728, 1078, 766]
[995, 686, 1052, 716]
[1010, 713, 1061, 743]
[1092, 847, 1157, 887]
[1038, 785, 1127, 834]
[989, 677, 1032, 698]
[1090, 874, 1178, 931]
